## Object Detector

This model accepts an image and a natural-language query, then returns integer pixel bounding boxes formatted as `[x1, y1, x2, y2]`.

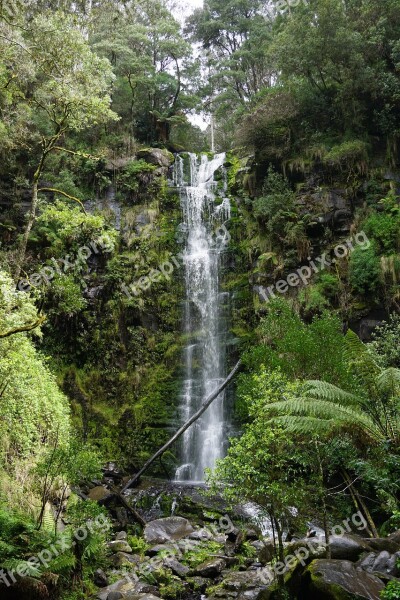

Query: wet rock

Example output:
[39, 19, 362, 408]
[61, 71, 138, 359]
[244, 528, 262, 541]
[0, 577, 49, 599]
[358, 550, 400, 577]
[251, 540, 275, 565]
[110, 552, 141, 568]
[368, 537, 400, 554]
[146, 543, 181, 558]
[222, 570, 274, 591]
[98, 580, 160, 600]
[144, 517, 195, 545]
[195, 557, 227, 578]
[107, 593, 123, 600]
[94, 568, 109, 587]
[389, 530, 400, 545]
[137, 148, 174, 169]
[189, 528, 213, 541]
[304, 559, 384, 599]
[108, 540, 133, 554]
[329, 534, 371, 561]
[187, 576, 213, 592]
[88, 486, 111, 502]
[164, 558, 190, 578]
[225, 527, 244, 556]
[116, 531, 128, 541]
[285, 539, 327, 565]
[96, 579, 136, 600]
[134, 583, 160, 596]
[214, 569, 275, 600]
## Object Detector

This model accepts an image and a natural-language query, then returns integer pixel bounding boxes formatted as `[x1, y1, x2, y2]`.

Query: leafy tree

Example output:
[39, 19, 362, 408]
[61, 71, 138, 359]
[187, 0, 273, 135]
[0, 271, 70, 515]
[349, 242, 381, 296]
[371, 314, 400, 368]
[210, 370, 311, 568]
[35, 438, 102, 530]
[240, 299, 352, 395]
[266, 330, 400, 448]
[0, 11, 117, 279]
[91, 0, 194, 144]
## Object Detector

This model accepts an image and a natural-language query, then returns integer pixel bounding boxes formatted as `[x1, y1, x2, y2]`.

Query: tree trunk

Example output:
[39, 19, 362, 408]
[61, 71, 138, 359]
[121, 360, 242, 493]
[14, 179, 38, 283]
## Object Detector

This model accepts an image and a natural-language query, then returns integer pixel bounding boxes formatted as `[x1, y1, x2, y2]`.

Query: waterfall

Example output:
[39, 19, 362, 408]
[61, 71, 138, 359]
[173, 153, 231, 483]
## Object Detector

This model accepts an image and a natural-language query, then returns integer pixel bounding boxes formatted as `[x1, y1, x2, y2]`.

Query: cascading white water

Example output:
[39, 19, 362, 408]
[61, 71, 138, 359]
[174, 153, 231, 483]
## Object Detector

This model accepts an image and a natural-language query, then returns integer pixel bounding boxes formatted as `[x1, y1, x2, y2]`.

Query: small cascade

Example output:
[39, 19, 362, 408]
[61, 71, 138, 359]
[173, 153, 232, 483]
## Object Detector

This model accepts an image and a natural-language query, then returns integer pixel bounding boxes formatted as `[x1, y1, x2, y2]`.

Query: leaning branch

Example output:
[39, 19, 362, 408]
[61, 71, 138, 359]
[38, 188, 87, 214]
[121, 360, 242, 493]
[0, 315, 46, 338]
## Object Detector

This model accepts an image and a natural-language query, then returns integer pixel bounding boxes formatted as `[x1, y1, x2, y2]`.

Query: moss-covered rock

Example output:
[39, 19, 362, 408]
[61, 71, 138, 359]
[302, 559, 385, 600]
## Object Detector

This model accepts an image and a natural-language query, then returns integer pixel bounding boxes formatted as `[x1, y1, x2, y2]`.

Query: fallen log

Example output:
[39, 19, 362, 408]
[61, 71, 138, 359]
[121, 360, 242, 493]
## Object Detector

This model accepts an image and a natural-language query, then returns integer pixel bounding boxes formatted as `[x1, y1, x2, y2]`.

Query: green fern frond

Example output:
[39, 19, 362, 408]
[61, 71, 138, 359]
[305, 380, 360, 406]
[268, 399, 381, 441]
[273, 415, 334, 436]
[344, 330, 380, 382]
[376, 368, 400, 394]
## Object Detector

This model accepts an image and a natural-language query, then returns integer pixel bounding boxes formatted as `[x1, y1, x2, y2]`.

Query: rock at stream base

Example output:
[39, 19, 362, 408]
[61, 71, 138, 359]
[144, 517, 195, 544]
[304, 559, 385, 600]
[137, 148, 174, 168]
[195, 557, 227, 578]
[108, 540, 133, 554]
[164, 558, 190, 577]
[0, 577, 49, 599]
[329, 535, 372, 561]
[94, 568, 109, 588]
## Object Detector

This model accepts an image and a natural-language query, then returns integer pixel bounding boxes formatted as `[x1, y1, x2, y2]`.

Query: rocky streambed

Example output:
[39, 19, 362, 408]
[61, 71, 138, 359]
[95, 514, 400, 600]
[83, 469, 400, 600]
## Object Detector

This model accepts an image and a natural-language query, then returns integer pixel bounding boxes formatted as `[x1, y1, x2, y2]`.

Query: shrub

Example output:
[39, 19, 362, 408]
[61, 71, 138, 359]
[349, 243, 381, 296]
[381, 580, 400, 600]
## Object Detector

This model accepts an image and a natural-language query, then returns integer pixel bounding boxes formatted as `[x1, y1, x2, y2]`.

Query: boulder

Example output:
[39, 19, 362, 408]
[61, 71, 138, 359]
[94, 568, 109, 588]
[0, 577, 49, 599]
[304, 559, 385, 600]
[88, 486, 111, 502]
[368, 537, 400, 554]
[244, 527, 262, 541]
[116, 531, 128, 541]
[108, 540, 133, 554]
[195, 557, 227, 578]
[146, 543, 181, 558]
[358, 550, 400, 578]
[225, 527, 245, 556]
[164, 558, 190, 578]
[137, 149, 174, 169]
[107, 593, 123, 600]
[215, 569, 275, 600]
[110, 552, 141, 568]
[144, 517, 195, 545]
[251, 541, 275, 565]
[329, 535, 371, 561]
[389, 530, 400, 545]
[189, 528, 214, 541]
[96, 579, 136, 600]
[186, 576, 212, 592]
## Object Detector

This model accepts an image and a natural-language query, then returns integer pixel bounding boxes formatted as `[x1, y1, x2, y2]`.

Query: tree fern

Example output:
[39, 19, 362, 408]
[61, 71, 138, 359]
[376, 368, 400, 394]
[305, 380, 359, 406]
[268, 398, 381, 441]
